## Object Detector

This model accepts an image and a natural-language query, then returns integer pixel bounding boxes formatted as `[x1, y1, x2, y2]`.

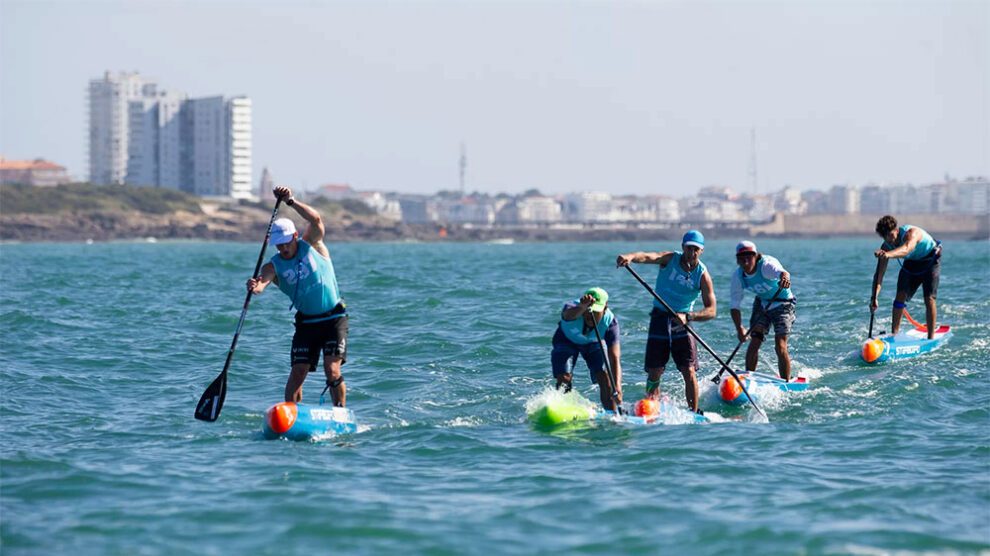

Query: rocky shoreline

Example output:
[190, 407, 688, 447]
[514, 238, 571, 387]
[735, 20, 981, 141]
[2, 202, 987, 243]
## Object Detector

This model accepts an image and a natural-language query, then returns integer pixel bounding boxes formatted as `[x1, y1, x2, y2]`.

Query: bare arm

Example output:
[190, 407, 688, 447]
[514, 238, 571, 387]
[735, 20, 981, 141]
[616, 251, 674, 267]
[274, 186, 329, 258]
[870, 256, 889, 310]
[561, 294, 596, 321]
[247, 262, 277, 294]
[608, 342, 622, 400]
[730, 308, 747, 342]
[686, 271, 717, 323]
[875, 228, 920, 260]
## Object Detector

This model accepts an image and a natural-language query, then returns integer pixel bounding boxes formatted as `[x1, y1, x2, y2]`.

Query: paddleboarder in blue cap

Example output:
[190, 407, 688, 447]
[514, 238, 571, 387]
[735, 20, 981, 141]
[616, 230, 716, 412]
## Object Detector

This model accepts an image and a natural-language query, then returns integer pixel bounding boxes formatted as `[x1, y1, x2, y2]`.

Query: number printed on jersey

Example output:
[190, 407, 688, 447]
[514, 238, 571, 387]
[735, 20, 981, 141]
[669, 267, 694, 289]
[281, 255, 315, 285]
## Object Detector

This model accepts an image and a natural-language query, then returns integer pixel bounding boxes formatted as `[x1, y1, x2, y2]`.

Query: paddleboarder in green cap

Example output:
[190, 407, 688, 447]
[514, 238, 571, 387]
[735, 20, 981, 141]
[551, 287, 623, 411]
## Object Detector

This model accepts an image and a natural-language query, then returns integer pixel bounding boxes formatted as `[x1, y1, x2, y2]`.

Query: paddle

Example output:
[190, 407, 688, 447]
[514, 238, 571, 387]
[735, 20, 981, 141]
[590, 311, 623, 414]
[621, 264, 769, 421]
[711, 329, 751, 385]
[712, 286, 785, 384]
[194, 197, 284, 422]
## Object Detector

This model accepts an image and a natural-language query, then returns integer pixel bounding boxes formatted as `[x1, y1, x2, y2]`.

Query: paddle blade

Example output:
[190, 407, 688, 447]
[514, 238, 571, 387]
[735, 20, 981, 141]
[194, 370, 227, 422]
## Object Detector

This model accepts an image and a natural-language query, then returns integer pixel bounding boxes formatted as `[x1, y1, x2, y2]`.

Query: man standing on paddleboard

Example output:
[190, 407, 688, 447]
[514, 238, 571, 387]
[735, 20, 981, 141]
[730, 241, 796, 380]
[616, 230, 716, 413]
[247, 186, 350, 406]
[551, 287, 623, 412]
[871, 215, 942, 340]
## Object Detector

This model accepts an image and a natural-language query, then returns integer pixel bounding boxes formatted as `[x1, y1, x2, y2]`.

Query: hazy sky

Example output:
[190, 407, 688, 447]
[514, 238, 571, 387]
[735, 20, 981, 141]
[1, 0, 987, 196]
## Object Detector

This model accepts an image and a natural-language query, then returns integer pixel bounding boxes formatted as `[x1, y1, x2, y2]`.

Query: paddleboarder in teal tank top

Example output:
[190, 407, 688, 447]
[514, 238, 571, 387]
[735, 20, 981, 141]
[616, 230, 717, 413]
[729, 240, 796, 380]
[247, 187, 350, 406]
[551, 287, 623, 411]
[870, 215, 942, 340]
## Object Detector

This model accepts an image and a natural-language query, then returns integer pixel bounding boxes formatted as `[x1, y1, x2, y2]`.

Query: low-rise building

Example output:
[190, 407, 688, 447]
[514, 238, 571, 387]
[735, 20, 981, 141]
[0, 157, 71, 186]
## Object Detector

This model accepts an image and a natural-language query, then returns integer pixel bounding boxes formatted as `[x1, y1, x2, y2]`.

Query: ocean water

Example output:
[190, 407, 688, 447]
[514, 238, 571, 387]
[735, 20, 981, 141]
[1, 238, 988, 555]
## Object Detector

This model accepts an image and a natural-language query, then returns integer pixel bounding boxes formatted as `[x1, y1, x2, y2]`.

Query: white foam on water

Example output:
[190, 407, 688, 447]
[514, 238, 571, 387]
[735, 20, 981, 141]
[445, 416, 483, 427]
[523, 386, 596, 415]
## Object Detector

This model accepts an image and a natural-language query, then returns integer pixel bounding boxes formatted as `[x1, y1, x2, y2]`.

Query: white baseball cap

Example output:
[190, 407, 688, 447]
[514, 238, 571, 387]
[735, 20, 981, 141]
[269, 218, 297, 246]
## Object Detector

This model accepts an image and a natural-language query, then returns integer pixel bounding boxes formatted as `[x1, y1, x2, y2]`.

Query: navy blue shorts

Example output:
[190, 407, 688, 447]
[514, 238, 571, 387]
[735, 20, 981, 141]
[551, 339, 607, 384]
[897, 254, 940, 301]
[644, 309, 698, 370]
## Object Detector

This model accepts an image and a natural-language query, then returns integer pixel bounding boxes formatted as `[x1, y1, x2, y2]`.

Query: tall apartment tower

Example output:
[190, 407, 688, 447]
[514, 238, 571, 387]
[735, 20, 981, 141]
[183, 96, 253, 198]
[88, 71, 158, 185]
[96, 69, 254, 199]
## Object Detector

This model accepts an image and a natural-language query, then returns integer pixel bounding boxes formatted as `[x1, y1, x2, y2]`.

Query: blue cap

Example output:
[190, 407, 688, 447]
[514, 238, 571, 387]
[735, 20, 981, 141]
[682, 230, 705, 248]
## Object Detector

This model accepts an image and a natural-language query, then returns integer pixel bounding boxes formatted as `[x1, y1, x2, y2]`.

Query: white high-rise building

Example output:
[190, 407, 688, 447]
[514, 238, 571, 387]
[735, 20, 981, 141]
[91, 72, 253, 198]
[227, 97, 253, 200]
[89, 71, 158, 185]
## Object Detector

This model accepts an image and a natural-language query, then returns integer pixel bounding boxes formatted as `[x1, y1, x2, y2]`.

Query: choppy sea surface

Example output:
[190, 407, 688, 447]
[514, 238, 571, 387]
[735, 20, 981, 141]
[2, 238, 988, 555]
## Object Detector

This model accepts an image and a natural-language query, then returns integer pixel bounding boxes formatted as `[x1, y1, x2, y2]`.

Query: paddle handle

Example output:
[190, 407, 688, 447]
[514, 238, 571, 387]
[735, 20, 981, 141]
[622, 264, 768, 420]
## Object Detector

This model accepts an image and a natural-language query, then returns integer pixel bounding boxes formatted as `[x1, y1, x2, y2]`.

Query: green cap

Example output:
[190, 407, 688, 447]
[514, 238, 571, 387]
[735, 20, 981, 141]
[584, 287, 608, 312]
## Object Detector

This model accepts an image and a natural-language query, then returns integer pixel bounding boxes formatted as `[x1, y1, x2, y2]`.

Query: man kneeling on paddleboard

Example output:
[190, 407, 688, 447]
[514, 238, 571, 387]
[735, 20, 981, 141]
[616, 230, 716, 413]
[551, 287, 623, 412]
[730, 241, 796, 380]
[870, 215, 942, 340]
[247, 187, 350, 407]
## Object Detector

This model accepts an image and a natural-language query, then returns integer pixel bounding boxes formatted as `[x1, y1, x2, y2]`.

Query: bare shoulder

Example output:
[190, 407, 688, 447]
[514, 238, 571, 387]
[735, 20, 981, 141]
[309, 239, 331, 259]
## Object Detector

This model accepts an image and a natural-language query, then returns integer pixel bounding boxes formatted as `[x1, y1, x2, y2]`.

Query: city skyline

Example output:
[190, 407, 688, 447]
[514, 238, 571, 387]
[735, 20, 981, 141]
[1, 1, 987, 196]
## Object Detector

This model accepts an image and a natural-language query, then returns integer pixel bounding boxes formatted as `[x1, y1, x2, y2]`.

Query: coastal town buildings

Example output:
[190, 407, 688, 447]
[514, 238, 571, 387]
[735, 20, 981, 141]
[322, 177, 988, 227]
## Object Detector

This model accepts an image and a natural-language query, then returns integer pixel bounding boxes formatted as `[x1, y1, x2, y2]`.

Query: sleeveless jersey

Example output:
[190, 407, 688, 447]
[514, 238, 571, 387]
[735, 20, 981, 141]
[883, 224, 936, 260]
[653, 252, 707, 313]
[559, 305, 616, 346]
[270, 239, 341, 317]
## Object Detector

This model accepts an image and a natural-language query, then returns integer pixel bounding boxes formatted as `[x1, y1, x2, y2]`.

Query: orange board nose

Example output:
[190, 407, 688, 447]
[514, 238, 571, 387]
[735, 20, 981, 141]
[862, 339, 884, 363]
[719, 375, 744, 402]
[265, 402, 298, 434]
[634, 398, 660, 417]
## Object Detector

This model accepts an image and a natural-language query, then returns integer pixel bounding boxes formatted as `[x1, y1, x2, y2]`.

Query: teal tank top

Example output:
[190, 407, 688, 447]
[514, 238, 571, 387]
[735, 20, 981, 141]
[883, 225, 936, 260]
[560, 306, 615, 345]
[653, 252, 707, 313]
[270, 240, 341, 317]
[738, 255, 794, 303]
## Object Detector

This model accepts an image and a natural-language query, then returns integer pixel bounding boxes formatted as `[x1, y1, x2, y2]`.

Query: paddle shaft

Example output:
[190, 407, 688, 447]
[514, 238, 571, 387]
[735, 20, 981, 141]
[714, 285, 785, 382]
[622, 264, 768, 420]
[590, 311, 622, 413]
[195, 197, 284, 421]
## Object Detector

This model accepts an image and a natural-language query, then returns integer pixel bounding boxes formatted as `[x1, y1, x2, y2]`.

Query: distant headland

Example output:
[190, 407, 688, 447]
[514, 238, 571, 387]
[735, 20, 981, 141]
[1, 184, 986, 243]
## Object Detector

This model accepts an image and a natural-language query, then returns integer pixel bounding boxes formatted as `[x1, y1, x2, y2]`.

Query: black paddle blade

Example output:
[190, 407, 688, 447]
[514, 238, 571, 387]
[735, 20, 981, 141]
[194, 370, 227, 422]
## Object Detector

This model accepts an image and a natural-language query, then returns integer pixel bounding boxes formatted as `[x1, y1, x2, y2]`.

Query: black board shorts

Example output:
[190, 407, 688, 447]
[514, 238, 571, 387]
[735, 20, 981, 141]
[291, 314, 349, 369]
[897, 252, 940, 301]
